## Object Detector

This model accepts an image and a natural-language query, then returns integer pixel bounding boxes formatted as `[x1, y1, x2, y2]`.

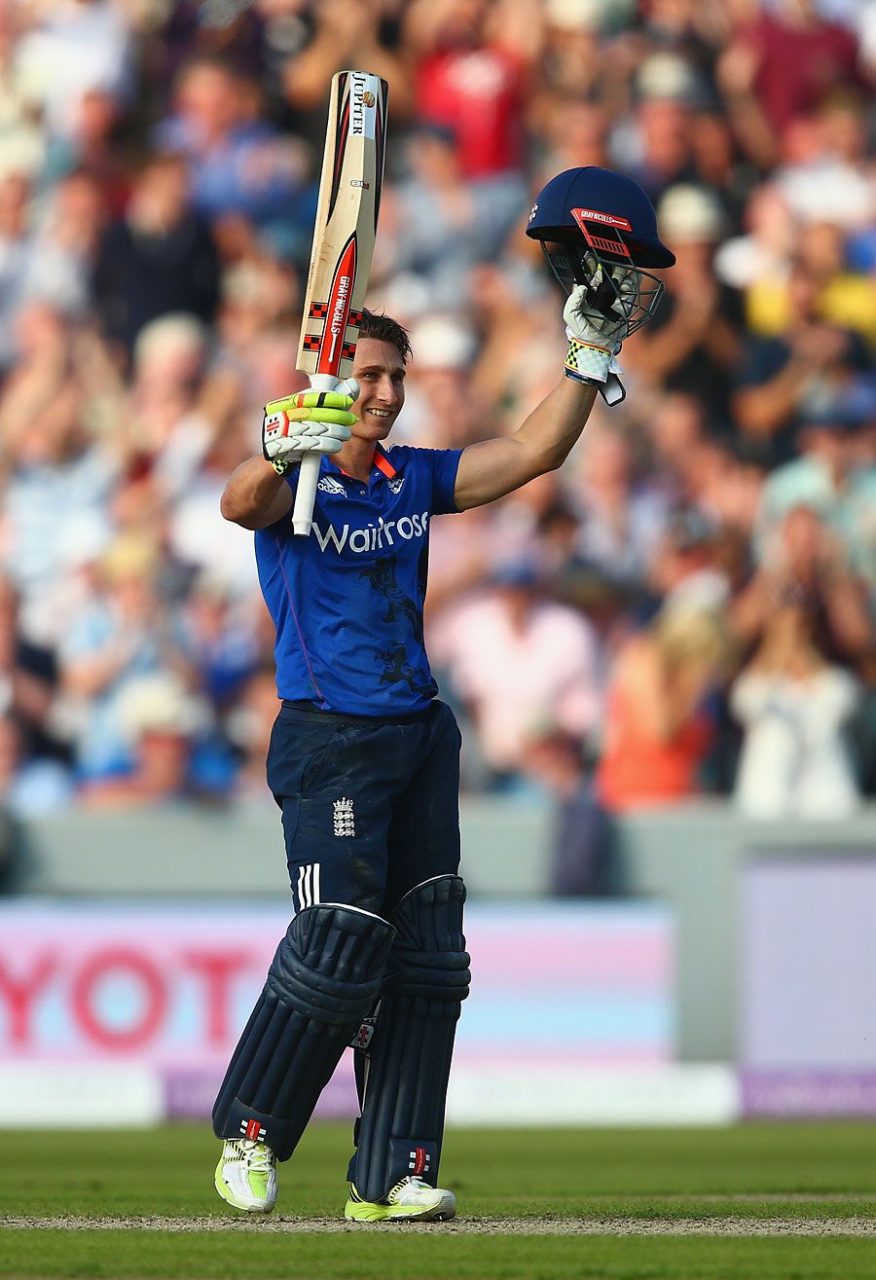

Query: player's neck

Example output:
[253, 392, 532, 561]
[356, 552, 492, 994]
[334, 438, 376, 482]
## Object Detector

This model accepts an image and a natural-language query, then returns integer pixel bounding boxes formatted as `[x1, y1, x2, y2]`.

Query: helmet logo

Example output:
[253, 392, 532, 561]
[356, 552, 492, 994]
[572, 207, 633, 259]
[528, 202, 538, 223]
[572, 208, 633, 232]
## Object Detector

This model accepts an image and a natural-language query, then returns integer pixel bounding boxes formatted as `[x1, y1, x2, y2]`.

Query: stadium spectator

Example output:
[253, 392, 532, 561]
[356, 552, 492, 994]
[646, 391, 710, 504]
[467, 258, 559, 436]
[733, 504, 874, 675]
[731, 602, 861, 818]
[572, 426, 669, 592]
[732, 259, 872, 467]
[93, 150, 221, 358]
[524, 727, 615, 898]
[0, 0, 875, 813]
[403, 0, 531, 241]
[0, 168, 105, 359]
[625, 182, 743, 431]
[39, 87, 132, 217]
[718, 0, 865, 139]
[79, 671, 214, 809]
[595, 607, 729, 811]
[736, 194, 876, 348]
[756, 398, 876, 593]
[57, 534, 179, 783]
[534, 1, 606, 122]
[165, 387, 276, 596]
[611, 51, 706, 204]
[775, 93, 874, 238]
[0, 311, 120, 650]
[28, 171, 106, 319]
[280, 0, 411, 140]
[155, 56, 313, 260]
[647, 509, 732, 617]
[11, 0, 135, 143]
[176, 570, 262, 716]
[713, 181, 796, 319]
[438, 561, 603, 789]
[534, 97, 610, 192]
[156, 0, 269, 87]
[391, 123, 519, 311]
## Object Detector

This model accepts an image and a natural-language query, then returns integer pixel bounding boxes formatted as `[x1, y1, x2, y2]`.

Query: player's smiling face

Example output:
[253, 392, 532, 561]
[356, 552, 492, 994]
[350, 337, 406, 440]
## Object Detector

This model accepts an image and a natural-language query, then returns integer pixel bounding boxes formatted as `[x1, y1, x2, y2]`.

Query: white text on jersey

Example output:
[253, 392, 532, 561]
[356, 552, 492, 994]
[310, 511, 430, 554]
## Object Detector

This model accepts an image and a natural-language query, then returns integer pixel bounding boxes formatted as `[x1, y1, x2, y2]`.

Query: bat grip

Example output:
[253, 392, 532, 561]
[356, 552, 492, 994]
[291, 373, 341, 536]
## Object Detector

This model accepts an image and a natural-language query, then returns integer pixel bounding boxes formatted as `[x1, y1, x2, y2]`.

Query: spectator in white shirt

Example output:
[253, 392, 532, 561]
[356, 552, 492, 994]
[731, 602, 861, 818]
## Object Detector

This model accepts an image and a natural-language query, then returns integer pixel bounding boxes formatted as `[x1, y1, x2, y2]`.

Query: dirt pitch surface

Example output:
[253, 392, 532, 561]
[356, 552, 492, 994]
[3, 1215, 874, 1237]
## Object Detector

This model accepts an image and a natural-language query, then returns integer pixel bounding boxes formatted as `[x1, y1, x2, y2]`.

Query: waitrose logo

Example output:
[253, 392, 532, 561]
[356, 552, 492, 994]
[310, 511, 430, 554]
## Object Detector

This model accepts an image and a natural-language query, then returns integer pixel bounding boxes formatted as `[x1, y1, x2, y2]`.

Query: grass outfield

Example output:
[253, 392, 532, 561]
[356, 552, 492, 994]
[1, 1122, 874, 1278]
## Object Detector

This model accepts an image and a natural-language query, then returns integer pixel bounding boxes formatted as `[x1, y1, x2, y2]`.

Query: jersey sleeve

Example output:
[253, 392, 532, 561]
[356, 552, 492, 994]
[426, 447, 463, 515]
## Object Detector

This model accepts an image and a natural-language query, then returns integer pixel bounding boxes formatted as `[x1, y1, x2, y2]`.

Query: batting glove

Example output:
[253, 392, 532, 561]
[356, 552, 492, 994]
[262, 379, 359, 475]
[563, 265, 639, 405]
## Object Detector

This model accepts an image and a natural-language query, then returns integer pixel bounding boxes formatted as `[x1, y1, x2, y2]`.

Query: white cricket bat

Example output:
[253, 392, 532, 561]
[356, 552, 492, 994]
[292, 69, 389, 536]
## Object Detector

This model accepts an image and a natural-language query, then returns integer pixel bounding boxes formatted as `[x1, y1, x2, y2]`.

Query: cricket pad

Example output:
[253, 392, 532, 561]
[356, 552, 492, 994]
[348, 874, 471, 1201]
[213, 903, 394, 1160]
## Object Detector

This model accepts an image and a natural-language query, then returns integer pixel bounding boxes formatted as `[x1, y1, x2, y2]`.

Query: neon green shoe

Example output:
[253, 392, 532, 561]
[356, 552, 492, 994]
[345, 1176, 456, 1222]
[214, 1138, 277, 1213]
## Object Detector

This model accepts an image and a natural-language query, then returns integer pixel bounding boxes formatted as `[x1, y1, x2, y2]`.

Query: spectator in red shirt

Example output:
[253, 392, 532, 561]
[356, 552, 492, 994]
[405, 0, 528, 179]
[719, 0, 866, 167]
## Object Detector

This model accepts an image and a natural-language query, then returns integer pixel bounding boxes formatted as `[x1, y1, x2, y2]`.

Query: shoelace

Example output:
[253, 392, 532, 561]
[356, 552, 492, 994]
[237, 1140, 275, 1172]
[387, 1175, 431, 1202]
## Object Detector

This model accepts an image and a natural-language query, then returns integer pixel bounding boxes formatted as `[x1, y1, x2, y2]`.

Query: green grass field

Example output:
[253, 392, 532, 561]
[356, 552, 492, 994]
[1, 1123, 874, 1279]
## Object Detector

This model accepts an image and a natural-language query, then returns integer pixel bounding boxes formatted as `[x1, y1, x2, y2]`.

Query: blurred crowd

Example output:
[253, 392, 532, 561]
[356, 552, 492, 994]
[1, 0, 876, 847]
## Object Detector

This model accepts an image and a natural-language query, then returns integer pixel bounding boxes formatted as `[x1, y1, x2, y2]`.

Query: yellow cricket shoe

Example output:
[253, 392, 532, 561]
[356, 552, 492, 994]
[345, 1175, 456, 1222]
[214, 1138, 277, 1213]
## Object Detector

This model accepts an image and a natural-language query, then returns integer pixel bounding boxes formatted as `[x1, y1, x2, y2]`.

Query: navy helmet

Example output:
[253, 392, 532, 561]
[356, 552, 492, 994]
[526, 167, 675, 335]
[526, 167, 675, 266]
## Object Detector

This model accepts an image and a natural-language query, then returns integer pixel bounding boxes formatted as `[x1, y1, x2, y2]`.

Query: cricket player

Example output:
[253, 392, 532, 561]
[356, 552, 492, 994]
[212, 168, 674, 1222]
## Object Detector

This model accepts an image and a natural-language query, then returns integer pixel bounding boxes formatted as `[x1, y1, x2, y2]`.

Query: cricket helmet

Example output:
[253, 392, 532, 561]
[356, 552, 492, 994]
[526, 166, 675, 335]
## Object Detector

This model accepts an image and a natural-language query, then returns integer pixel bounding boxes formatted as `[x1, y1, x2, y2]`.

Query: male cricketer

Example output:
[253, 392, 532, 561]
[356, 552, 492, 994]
[212, 167, 674, 1222]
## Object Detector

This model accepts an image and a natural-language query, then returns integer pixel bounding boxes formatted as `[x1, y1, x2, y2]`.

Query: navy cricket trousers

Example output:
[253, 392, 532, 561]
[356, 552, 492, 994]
[266, 699, 462, 918]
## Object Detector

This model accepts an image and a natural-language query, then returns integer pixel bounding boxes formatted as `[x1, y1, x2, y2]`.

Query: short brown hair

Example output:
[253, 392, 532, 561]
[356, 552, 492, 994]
[359, 309, 412, 363]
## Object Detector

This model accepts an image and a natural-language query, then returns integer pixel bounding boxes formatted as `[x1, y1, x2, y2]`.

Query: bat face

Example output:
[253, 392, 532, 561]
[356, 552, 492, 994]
[297, 70, 388, 383]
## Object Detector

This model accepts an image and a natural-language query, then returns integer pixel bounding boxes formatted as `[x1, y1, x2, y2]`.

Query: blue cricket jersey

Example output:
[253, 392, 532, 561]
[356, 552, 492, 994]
[255, 444, 462, 715]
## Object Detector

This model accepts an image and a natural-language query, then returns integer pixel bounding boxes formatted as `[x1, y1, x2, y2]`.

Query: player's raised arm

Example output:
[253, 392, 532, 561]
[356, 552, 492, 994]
[453, 366, 599, 511]
[454, 167, 675, 512]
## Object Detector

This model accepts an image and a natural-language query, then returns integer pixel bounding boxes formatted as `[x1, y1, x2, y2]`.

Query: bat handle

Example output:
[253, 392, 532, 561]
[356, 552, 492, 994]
[291, 373, 341, 536]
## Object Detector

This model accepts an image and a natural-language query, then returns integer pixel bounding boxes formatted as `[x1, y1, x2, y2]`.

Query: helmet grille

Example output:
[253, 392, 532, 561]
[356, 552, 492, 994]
[541, 243, 665, 337]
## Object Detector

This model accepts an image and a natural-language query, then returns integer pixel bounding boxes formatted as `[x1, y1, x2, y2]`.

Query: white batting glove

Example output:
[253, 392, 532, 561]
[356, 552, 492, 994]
[562, 265, 639, 402]
[262, 379, 359, 474]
